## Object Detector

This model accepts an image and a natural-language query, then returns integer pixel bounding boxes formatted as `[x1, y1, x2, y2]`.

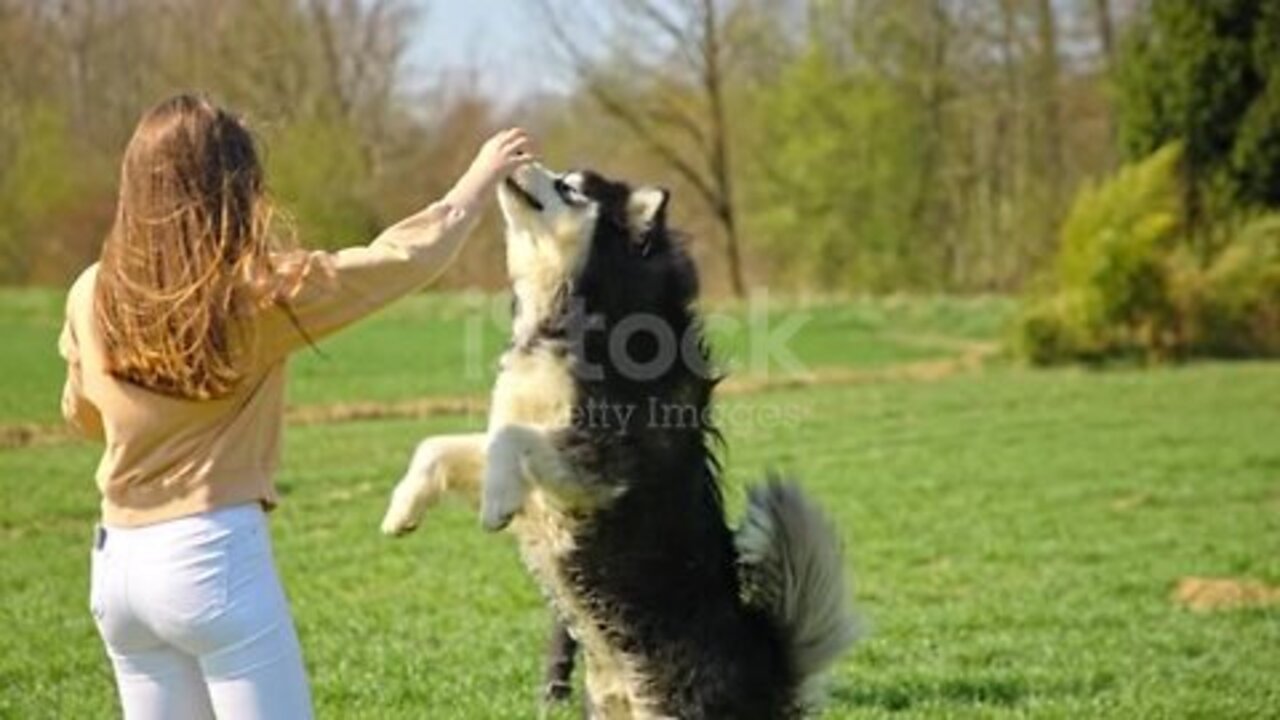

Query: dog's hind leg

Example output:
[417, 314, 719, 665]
[542, 617, 579, 707]
[381, 433, 486, 536]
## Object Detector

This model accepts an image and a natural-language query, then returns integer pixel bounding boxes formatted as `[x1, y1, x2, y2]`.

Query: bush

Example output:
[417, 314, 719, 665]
[1191, 215, 1280, 356]
[1014, 145, 1186, 362]
[1014, 144, 1280, 363]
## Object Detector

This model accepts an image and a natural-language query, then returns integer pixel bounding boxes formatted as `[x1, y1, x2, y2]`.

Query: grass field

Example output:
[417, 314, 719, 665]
[2, 289, 1278, 718]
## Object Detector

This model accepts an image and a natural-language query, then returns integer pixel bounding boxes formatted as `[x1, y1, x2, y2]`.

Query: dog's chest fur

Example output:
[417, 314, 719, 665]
[489, 345, 660, 718]
[489, 347, 575, 429]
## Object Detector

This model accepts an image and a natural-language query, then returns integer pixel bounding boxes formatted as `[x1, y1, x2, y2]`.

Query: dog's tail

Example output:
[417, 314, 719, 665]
[735, 478, 859, 707]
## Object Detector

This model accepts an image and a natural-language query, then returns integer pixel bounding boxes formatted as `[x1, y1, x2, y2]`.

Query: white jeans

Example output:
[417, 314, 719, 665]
[90, 503, 313, 719]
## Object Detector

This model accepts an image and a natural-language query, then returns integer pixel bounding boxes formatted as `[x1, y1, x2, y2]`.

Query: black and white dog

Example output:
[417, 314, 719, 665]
[381, 164, 858, 718]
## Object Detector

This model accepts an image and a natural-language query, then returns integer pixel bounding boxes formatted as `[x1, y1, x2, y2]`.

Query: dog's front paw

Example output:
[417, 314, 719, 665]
[380, 478, 428, 537]
[480, 450, 527, 532]
[480, 478, 523, 532]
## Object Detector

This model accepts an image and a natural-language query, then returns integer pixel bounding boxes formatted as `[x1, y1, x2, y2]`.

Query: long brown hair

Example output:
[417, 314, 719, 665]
[95, 94, 291, 400]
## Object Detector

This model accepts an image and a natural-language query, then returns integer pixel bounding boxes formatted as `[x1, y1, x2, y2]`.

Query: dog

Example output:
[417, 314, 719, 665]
[381, 163, 858, 718]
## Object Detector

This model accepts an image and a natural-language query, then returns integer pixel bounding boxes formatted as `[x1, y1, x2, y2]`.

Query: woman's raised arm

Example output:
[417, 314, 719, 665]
[257, 129, 536, 360]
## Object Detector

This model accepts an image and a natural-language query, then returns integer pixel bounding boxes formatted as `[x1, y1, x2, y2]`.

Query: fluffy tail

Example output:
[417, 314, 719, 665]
[735, 479, 859, 706]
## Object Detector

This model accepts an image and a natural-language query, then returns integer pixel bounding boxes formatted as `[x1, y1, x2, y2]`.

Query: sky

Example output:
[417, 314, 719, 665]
[404, 0, 575, 104]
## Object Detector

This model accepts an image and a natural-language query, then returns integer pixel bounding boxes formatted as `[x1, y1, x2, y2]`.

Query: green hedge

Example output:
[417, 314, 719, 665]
[1014, 144, 1280, 364]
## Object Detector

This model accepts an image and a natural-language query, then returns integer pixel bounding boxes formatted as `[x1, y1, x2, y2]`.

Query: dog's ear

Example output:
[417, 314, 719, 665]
[627, 186, 669, 256]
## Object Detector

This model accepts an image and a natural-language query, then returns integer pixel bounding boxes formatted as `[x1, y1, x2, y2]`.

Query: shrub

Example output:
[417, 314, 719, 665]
[1014, 144, 1280, 363]
[1191, 215, 1280, 356]
[1014, 145, 1187, 363]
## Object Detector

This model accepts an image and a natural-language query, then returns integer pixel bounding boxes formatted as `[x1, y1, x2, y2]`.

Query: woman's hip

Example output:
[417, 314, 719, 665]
[92, 502, 288, 653]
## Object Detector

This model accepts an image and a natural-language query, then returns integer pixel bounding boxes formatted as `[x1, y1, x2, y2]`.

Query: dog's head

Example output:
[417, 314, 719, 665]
[498, 163, 685, 318]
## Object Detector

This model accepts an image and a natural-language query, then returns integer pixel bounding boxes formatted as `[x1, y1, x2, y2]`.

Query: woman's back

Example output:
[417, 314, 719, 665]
[64, 263, 291, 526]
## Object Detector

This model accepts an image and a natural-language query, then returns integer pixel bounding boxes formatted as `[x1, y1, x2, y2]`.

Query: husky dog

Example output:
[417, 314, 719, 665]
[381, 164, 858, 718]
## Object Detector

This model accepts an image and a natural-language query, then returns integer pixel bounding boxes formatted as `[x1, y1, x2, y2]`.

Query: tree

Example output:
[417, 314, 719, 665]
[534, 0, 750, 297]
[1033, 0, 1064, 216]
[1116, 0, 1280, 216]
[1093, 0, 1116, 67]
[744, 0, 939, 291]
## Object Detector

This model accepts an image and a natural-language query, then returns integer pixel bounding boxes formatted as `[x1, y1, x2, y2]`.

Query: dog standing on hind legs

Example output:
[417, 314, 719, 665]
[381, 163, 859, 718]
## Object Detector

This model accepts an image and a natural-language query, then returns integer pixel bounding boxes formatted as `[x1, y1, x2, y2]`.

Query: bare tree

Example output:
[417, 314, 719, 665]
[534, 0, 748, 297]
[1093, 0, 1116, 67]
[914, 0, 953, 280]
[1033, 0, 1065, 253]
[306, 0, 415, 155]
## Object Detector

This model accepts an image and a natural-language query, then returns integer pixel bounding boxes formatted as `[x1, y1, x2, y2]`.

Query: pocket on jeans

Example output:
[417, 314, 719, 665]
[225, 521, 276, 602]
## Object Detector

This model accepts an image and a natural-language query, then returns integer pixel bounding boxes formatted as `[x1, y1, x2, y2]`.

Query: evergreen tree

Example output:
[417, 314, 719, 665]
[1116, 0, 1280, 211]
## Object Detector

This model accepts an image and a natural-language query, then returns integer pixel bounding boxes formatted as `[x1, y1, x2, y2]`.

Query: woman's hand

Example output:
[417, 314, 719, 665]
[446, 128, 537, 210]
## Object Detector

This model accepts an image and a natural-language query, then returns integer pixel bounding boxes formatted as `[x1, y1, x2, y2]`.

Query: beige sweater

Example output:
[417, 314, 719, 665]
[59, 200, 478, 527]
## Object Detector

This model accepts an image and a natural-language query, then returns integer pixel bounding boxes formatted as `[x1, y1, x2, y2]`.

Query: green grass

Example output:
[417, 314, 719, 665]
[2, 293, 1278, 718]
[0, 289, 68, 426]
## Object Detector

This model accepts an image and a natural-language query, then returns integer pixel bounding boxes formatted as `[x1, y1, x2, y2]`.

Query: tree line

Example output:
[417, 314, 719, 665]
[0, 0, 1258, 302]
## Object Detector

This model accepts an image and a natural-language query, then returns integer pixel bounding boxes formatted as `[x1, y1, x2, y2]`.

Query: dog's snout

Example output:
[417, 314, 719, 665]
[512, 162, 551, 186]
[504, 177, 544, 212]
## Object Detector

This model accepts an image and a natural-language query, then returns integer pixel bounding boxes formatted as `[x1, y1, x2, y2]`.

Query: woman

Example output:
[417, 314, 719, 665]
[58, 94, 534, 719]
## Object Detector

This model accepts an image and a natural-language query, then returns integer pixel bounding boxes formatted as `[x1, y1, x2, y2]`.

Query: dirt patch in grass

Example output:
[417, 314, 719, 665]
[286, 395, 488, 426]
[0, 423, 70, 451]
[1173, 577, 1280, 612]
[720, 342, 996, 394]
[1110, 492, 1153, 511]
